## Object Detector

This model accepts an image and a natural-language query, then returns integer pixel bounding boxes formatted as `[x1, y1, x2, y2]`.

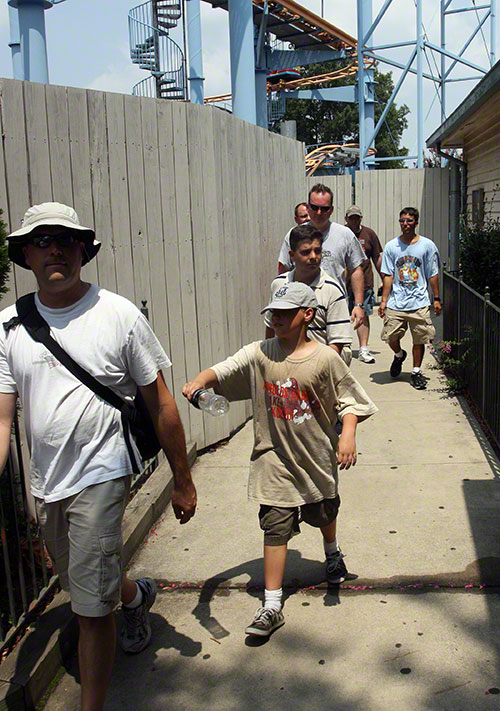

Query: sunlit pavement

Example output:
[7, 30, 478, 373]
[44, 327, 500, 710]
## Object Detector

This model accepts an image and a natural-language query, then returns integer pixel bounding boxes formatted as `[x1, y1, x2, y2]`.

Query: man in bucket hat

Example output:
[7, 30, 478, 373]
[0, 203, 196, 711]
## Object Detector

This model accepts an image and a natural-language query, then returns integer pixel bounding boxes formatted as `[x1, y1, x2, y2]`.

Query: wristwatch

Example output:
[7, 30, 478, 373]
[433, 296, 441, 302]
[354, 303, 364, 307]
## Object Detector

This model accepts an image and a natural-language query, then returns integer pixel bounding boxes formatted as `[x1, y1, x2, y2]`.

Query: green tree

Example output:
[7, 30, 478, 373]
[0, 209, 10, 299]
[277, 62, 409, 168]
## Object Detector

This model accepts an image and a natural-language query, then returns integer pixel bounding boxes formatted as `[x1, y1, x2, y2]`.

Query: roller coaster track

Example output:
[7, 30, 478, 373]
[204, 58, 375, 104]
[129, 0, 186, 100]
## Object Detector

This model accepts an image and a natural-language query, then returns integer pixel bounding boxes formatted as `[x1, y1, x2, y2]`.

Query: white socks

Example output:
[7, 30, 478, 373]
[412, 366, 421, 374]
[123, 582, 143, 609]
[359, 346, 369, 352]
[323, 538, 339, 556]
[264, 587, 283, 612]
[395, 350, 405, 358]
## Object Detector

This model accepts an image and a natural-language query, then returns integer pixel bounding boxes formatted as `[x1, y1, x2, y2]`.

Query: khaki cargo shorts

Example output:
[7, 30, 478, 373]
[35, 476, 131, 617]
[381, 306, 435, 345]
[259, 496, 341, 546]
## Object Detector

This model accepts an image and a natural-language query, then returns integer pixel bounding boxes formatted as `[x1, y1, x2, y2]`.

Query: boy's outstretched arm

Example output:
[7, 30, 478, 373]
[182, 368, 219, 401]
[337, 413, 358, 470]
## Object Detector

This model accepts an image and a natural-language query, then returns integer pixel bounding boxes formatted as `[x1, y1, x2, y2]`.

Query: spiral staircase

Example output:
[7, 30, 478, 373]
[129, 0, 186, 100]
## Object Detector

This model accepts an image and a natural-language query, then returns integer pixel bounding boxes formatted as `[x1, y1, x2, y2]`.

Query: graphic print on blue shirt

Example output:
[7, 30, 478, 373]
[396, 255, 422, 290]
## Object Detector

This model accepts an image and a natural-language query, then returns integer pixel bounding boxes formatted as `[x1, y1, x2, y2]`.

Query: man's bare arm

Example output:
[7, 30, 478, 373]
[378, 274, 393, 318]
[349, 265, 365, 330]
[0, 393, 17, 473]
[429, 274, 442, 316]
[139, 373, 196, 524]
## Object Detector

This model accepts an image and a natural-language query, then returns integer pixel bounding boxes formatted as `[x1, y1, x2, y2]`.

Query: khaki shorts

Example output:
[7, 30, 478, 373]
[340, 344, 352, 367]
[259, 496, 341, 546]
[35, 477, 131, 617]
[381, 306, 435, 345]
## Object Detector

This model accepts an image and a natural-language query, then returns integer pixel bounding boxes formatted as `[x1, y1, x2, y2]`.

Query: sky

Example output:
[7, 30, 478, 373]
[0, 0, 497, 160]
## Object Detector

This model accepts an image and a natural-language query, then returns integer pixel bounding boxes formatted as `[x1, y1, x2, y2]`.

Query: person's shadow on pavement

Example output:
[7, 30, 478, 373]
[192, 549, 349, 642]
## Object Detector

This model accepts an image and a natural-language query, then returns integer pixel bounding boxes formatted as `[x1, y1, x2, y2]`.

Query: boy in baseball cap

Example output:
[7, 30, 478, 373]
[183, 281, 377, 637]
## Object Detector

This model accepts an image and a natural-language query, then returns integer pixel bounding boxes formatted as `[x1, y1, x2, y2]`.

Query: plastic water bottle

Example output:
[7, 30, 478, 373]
[191, 389, 229, 417]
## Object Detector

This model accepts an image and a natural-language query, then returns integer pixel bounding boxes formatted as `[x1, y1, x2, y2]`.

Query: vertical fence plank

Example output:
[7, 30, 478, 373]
[105, 92, 136, 303]
[0, 80, 37, 298]
[45, 84, 73, 207]
[156, 100, 190, 430]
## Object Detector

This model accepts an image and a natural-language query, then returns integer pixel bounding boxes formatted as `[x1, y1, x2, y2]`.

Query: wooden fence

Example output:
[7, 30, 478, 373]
[0, 78, 306, 451]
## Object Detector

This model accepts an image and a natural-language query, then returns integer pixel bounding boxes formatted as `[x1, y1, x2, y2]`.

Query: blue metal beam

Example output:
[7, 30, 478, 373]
[186, 0, 205, 104]
[365, 52, 440, 81]
[8, 0, 53, 83]
[444, 10, 490, 79]
[283, 86, 356, 102]
[268, 48, 344, 69]
[365, 46, 417, 158]
[8, 5, 23, 80]
[228, 0, 256, 123]
[425, 41, 489, 74]
[445, 4, 490, 13]
[363, 0, 392, 46]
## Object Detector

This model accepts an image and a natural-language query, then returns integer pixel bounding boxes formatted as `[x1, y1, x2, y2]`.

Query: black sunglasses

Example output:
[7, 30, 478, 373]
[28, 233, 78, 248]
[399, 218, 415, 224]
[308, 202, 332, 214]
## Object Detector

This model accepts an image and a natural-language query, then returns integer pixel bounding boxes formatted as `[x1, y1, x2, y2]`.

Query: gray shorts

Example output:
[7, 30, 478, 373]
[349, 288, 376, 316]
[35, 477, 131, 617]
[259, 496, 341, 546]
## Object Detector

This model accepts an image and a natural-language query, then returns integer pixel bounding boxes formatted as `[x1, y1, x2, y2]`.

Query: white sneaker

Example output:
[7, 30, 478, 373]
[358, 349, 375, 364]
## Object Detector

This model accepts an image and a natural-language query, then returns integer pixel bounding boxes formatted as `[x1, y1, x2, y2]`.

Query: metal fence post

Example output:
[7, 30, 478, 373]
[482, 286, 490, 415]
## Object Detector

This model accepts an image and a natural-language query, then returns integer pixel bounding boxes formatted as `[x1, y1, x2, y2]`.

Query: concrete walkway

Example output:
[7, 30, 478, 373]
[44, 327, 500, 711]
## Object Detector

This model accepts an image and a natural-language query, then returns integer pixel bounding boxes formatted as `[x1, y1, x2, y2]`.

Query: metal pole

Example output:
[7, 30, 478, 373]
[449, 162, 461, 271]
[8, 5, 23, 79]
[228, 0, 257, 124]
[416, 0, 424, 168]
[357, 0, 366, 170]
[491, 0, 497, 66]
[186, 0, 205, 104]
[9, 0, 53, 83]
[440, 0, 446, 124]
[482, 286, 490, 415]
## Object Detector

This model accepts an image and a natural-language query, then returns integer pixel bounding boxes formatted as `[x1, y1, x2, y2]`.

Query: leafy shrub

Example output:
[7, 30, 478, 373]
[459, 217, 500, 306]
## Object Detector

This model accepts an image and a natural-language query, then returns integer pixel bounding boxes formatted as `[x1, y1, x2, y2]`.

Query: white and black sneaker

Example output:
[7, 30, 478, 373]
[245, 607, 285, 637]
[119, 578, 157, 654]
[358, 349, 375, 364]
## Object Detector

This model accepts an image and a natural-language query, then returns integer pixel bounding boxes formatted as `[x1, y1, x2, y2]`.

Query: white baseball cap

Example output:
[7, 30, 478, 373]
[261, 281, 318, 313]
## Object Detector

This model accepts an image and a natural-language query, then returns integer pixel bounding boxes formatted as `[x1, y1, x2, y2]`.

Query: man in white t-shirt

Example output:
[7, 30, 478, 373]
[277, 184, 366, 333]
[0, 203, 197, 711]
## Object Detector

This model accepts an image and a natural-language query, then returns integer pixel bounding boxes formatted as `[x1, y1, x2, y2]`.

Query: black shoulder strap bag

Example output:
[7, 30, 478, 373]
[14, 293, 161, 475]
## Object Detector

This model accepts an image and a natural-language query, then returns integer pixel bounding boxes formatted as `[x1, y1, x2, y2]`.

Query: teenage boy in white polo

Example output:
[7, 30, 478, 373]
[266, 223, 352, 361]
[378, 206, 442, 390]
[0, 203, 197, 711]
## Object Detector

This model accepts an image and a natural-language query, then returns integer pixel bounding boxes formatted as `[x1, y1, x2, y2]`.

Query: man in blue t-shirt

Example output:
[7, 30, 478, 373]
[378, 207, 442, 390]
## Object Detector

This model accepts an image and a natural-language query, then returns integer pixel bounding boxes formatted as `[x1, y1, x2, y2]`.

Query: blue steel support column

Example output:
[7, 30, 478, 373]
[228, 0, 256, 124]
[357, 0, 366, 170]
[416, 0, 424, 168]
[255, 68, 268, 128]
[440, 0, 446, 123]
[8, 0, 53, 83]
[186, 0, 205, 104]
[8, 5, 23, 80]
[357, 0, 375, 170]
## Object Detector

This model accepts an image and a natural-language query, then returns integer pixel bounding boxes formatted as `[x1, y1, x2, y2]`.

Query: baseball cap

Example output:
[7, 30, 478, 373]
[7, 202, 101, 270]
[346, 205, 362, 217]
[261, 281, 318, 313]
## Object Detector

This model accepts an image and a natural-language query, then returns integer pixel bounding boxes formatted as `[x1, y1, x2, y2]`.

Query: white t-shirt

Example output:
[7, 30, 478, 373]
[265, 268, 353, 346]
[278, 221, 366, 293]
[0, 285, 171, 502]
